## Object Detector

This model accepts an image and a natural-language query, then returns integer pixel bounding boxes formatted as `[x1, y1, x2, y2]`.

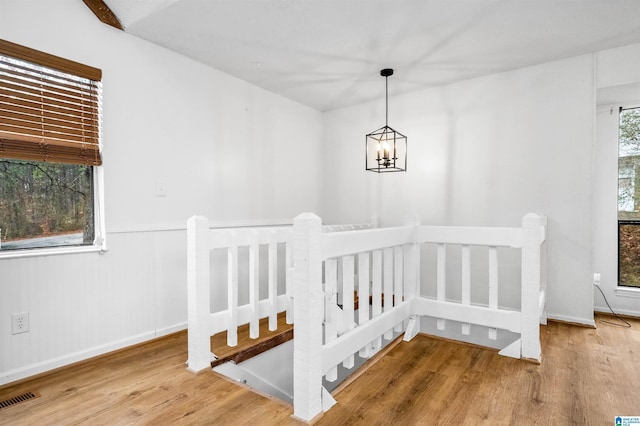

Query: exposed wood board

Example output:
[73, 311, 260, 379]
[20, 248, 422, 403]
[211, 328, 293, 368]
[82, 0, 123, 30]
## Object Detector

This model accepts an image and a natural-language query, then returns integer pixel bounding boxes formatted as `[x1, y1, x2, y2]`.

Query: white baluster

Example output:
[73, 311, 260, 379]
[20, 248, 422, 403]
[324, 258, 338, 382]
[342, 255, 355, 369]
[488, 246, 498, 340]
[249, 231, 260, 339]
[358, 252, 371, 358]
[436, 244, 446, 331]
[461, 245, 470, 336]
[286, 230, 294, 324]
[394, 245, 404, 332]
[371, 250, 382, 349]
[227, 231, 238, 346]
[383, 247, 393, 340]
[268, 230, 277, 331]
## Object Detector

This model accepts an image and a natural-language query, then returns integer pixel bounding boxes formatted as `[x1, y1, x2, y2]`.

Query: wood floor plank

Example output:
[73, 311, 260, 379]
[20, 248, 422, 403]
[318, 315, 640, 425]
[1, 313, 639, 425]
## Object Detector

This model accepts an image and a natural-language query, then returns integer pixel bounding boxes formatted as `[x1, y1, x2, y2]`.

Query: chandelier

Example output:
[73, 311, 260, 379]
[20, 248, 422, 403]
[365, 68, 407, 173]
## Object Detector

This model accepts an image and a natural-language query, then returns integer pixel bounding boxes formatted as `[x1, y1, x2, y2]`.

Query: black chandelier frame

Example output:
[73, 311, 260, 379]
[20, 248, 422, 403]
[365, 68, 407, 173]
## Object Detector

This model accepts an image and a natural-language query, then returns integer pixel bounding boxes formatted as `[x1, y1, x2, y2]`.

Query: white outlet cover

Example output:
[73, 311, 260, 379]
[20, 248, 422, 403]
[11, 312, 29, 334]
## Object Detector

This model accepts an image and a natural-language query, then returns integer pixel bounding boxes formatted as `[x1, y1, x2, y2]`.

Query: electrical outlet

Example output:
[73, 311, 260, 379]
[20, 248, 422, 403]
[11, 312, 29, 334]
[593, 273, 601, 287]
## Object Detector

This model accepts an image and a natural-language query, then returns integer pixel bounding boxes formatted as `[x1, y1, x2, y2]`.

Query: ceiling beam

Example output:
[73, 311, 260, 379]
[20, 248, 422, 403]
[82, 0, 123, 31]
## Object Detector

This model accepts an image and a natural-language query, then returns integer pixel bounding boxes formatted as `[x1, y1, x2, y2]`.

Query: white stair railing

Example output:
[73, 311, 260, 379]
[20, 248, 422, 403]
[293, 214, 420, 420]
[413, 213, 547, 360]
[186, 217, 294, 373]
[292, 212, 546, 422]
[186, 212, 546, 422]
[186, 215, 375, 374]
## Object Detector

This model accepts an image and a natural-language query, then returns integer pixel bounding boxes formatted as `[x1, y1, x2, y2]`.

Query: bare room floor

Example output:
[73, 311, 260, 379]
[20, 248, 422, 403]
[1, 313, 638, 425]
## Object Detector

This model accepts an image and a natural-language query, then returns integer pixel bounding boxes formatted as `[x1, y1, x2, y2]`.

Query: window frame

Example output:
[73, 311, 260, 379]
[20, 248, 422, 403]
[617, 106, 640, 288]
[617, 221, 640, 288]
[0, 40, 106, 258]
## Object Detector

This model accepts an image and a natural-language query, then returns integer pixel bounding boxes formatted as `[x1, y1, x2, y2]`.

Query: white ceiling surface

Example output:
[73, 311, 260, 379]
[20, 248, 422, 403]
[104, 0, 640, 111]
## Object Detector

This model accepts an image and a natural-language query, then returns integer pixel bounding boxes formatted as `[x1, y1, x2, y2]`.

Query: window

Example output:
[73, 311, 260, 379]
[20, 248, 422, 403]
[618, 107, 640, 287]
[0, 39, 104, 253]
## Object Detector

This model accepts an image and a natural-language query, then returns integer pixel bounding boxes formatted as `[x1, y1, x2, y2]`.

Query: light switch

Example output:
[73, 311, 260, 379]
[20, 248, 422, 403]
[156, 182, 167, 197]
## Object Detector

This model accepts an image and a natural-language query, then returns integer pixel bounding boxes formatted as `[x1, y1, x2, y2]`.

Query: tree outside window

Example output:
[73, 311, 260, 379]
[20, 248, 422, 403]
[0, 160, 94, 250]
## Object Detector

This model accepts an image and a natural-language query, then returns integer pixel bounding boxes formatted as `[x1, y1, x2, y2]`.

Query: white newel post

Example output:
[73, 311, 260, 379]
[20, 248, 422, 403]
[292, 213, 324, 422]
[403, 217, 420, 341]
[187, 215, 212, 373]
[520, 213, 544, 362]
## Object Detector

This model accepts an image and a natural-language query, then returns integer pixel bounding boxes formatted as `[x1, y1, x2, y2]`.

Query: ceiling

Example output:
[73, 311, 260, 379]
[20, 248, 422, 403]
[103, 0, 640, 111]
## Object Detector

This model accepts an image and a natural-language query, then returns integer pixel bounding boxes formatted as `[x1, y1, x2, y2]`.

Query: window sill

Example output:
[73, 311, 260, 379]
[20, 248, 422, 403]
[0, 244, 107, 260]
[615, 286, 640, 299]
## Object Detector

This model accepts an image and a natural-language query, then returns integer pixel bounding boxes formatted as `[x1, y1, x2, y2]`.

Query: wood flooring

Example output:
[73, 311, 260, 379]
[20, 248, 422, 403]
[1, 313, 638, 425]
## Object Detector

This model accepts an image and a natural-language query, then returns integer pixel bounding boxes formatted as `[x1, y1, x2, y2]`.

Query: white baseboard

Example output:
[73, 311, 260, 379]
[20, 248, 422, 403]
[157, 322, 187, 337]
[594, 306, 640, 318]
[546, 313, 595, 327]
[0, 322, 187, 387]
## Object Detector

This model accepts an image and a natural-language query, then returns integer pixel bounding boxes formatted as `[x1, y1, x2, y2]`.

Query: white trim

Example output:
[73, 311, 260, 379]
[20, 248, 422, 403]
[0, 244, 105, 260]
[0, 322, 187, 386]
[594, 306, 640, 317]
[108, 218, 294, 234]
[0, 218, 295, 259]
[108, 222, 188, 234]
[94, 165, 107, 252]
[7, 218, 365, 239]
[614, 286, 640, 299]
[546, 313, 596, 327]
[157, 321, 187, 336]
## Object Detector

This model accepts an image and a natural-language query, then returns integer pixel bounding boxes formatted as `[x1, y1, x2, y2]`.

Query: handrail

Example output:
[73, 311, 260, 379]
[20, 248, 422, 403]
[415, 225, 523, 248]
[322, 226, 414, 259]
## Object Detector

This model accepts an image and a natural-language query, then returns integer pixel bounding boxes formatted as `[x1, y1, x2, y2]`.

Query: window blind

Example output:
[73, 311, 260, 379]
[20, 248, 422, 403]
[0, 39, 102, 166]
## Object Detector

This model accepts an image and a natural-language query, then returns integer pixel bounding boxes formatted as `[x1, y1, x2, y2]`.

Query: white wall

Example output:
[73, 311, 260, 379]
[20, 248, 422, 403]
[0, 0, 322, 384]
[323, 55, 596, 325]
[592, 43, 640, 316]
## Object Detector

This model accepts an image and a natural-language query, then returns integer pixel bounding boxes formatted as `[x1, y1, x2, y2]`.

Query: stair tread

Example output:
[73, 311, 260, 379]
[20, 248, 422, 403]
[210, 313, 293, 367]
[210, 291, 392, 367]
